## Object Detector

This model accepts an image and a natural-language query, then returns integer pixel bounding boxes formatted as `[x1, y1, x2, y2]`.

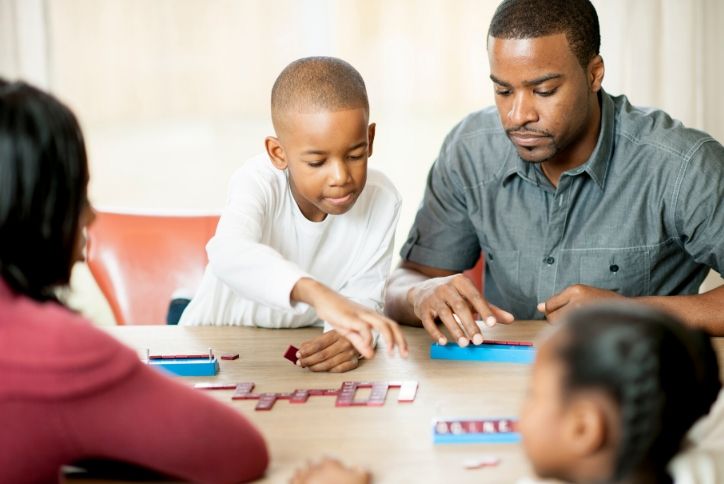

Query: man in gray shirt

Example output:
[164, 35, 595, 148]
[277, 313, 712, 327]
[385, 0, 724, 344]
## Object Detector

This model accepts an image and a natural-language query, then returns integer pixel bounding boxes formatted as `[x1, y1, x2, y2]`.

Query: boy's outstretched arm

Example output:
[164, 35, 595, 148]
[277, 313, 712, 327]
[291, 277, 408, 359]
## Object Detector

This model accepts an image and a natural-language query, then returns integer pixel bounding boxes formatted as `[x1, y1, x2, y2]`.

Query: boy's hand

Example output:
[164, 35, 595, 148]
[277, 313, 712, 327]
[291, 278, 408, 359]
[291, 457, 371, 484]
[297, 330, 360, 373]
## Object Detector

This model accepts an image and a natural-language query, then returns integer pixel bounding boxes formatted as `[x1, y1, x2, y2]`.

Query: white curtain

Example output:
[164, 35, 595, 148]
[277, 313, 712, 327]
[594, 0, 724, 141]
[0, 0, 49, 87]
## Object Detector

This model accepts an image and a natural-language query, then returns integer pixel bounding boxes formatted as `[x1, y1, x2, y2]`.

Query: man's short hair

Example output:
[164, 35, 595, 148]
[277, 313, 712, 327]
[271, 56, 368, 129]
[488, 0, 600, 67]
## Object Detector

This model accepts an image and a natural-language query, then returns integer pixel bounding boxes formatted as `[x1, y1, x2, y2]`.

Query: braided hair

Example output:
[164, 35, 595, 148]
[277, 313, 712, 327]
[556, 302, 721, 482]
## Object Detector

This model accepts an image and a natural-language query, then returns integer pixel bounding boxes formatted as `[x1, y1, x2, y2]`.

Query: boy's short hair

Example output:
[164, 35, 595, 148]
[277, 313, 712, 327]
[488, 0, 600, 68]
[271, 56, 368, 129]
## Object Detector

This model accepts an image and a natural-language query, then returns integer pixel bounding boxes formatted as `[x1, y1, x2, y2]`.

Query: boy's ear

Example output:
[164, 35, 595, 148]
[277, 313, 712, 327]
[265, 136, 288, 170]
[367, 123, 376, 158]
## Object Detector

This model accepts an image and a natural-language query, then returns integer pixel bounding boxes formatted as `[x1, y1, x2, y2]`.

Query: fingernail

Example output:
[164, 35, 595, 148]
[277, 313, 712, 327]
[472, 333, 484, 345]
[439, 337, 447, 345]
[296, 351, 301, 358]
[485, 316, 496, 327]
[458, 337, 469, 347]
[537, 303, 545, 312]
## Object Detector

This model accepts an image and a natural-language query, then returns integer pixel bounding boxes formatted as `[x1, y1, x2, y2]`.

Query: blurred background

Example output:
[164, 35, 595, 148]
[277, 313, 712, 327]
[2, 0, 723, 324]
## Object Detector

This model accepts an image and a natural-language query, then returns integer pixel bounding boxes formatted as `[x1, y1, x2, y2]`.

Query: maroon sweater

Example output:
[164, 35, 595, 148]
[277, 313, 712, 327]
[0, 279, 268, 483]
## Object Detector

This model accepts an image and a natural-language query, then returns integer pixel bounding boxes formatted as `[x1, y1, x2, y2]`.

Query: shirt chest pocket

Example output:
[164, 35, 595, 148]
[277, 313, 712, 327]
[569, 248, 650, 296]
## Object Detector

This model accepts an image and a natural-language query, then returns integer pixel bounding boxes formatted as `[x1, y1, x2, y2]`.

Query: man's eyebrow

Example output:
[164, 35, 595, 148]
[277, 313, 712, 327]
[490, 73, 563, 87]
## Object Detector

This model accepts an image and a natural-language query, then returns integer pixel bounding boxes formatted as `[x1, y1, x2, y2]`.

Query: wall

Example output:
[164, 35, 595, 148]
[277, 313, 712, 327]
[2, 0, 723, 323]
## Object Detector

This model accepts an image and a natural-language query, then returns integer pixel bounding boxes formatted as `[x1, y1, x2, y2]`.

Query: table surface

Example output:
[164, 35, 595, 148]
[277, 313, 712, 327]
[96, 322, 724, 484]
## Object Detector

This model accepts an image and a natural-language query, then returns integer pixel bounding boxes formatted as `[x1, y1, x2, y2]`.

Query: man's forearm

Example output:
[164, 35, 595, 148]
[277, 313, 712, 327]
[637, 285, 724, 336]
[384, 268, 429, 325]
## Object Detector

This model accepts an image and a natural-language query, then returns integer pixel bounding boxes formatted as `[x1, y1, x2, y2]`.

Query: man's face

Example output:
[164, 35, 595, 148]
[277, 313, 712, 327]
[488, 33, 596, 164]
[273, 108, 373, 222]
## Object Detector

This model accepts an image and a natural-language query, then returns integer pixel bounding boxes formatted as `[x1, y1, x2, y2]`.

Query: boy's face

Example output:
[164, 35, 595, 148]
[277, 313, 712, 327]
[266, 108, 374, 222]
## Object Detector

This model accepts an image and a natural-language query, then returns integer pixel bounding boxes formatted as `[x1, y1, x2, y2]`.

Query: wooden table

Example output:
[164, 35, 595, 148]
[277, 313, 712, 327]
[97, 323, 724, 484]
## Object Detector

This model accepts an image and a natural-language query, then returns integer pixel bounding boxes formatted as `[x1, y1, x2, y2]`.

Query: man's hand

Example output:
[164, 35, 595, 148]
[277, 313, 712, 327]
[538, 284, 624, 322]
[408, 273, 514, 346]
[297, 330, 360, 373]
[292, 278, 408, 359]
[291, 457, 371, 484]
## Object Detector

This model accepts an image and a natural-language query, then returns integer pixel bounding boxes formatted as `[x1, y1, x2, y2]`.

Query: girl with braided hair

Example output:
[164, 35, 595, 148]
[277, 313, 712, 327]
[519, 301, 722, 483]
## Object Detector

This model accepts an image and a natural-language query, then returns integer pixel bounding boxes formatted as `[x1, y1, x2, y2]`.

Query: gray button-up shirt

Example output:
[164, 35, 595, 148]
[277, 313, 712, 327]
[400, 91, 724, 320]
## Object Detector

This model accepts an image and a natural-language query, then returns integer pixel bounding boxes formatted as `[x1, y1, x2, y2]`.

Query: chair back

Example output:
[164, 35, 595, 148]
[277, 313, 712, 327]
[86, 210, 219, 324]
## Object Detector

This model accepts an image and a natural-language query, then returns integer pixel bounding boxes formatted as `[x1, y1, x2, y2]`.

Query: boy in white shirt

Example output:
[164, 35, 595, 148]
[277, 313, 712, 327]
[180, 57, 407, 371]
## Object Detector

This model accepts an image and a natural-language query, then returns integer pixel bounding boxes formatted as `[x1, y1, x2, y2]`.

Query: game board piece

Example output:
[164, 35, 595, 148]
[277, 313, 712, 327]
[192, 380, 418, 411]
[463, 456, 501, 469]
[367, 382, 389, 406]
[433, 418, 520, 444]
[194, 382, 238, 390]
[397, 381, 418, 402]
[481, 339, 533, 347]
[231, 382, 256, 400]
[148, 353, 210, 360]
[220, 353, 239, 360]
[430, 341, 535, 364]
[290, 389, 310, 403]
[335, 381, 357, 407]
[255, 393, 278, 411]
[284, 345, 300, 364]
[147, 355, 219, 376]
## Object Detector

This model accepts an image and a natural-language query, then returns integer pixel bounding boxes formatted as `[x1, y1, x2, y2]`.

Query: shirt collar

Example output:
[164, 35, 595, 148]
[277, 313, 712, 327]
[502, 89, 615, 190]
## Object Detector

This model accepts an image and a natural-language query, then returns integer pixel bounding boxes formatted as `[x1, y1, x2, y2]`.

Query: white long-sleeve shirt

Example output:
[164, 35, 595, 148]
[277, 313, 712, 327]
[179, 153, 401, 328]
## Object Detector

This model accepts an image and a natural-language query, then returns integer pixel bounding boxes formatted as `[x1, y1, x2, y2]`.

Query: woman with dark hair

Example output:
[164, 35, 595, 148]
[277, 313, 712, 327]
[0, 80, 268, 483]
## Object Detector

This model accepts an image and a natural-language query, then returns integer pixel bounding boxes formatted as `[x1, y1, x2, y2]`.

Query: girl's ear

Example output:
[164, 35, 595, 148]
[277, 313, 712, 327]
[564, 396, 609, 457]
[265, 136, 288, 170]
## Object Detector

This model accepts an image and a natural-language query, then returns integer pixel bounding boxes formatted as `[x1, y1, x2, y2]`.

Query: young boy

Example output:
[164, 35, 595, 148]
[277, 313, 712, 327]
[180, 57, 407, 370]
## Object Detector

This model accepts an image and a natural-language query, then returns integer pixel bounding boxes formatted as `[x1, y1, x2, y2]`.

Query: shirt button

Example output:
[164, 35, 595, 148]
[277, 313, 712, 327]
[545, 256, 555, 265]
[610, 264, 619, 273]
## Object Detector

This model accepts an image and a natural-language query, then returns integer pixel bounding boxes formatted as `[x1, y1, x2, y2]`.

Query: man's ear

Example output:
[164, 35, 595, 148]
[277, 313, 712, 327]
[563, 397, 608, 458]
[265, 136, 288, 170]
[588, 55, 605, 93]
[367, 123, 376, 158]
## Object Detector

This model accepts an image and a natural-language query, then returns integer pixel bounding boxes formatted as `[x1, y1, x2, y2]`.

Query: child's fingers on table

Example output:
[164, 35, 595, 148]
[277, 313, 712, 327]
[299, 338, 349, 367]
[308, 350, 358, 372]
[328, 358, 360, 373]
[298, 331, 336, 356]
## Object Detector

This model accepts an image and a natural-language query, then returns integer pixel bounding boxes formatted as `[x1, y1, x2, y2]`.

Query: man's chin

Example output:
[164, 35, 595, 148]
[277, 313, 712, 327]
[515, 146, 556, 164]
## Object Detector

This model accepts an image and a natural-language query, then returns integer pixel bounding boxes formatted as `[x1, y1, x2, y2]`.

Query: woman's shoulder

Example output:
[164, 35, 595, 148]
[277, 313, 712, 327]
[0, 284, 139, 399]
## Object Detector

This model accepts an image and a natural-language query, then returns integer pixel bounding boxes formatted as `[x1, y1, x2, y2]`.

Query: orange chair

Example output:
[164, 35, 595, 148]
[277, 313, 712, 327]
[463, 254, 485, 294]
[86, 210, 220, 325]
